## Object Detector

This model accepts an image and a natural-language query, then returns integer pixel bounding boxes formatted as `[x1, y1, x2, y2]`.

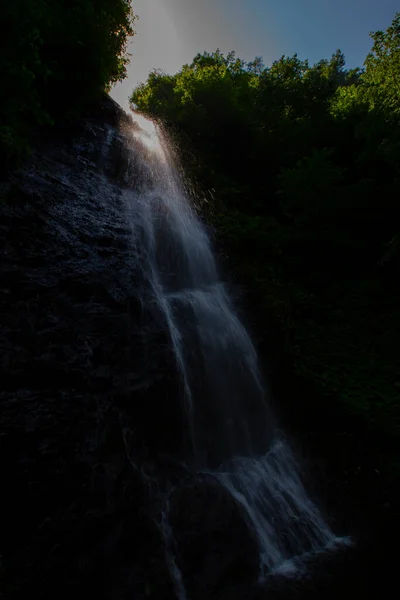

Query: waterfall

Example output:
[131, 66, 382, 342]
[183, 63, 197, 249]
[121, 111, 348, 586]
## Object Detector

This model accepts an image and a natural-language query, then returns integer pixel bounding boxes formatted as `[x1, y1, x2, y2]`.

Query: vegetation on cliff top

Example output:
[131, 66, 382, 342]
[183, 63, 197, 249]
[0, 0, 135, 162]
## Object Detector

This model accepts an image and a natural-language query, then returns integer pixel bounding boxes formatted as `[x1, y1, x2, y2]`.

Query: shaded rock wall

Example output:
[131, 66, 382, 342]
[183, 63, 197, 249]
[1, 97, 178, 599]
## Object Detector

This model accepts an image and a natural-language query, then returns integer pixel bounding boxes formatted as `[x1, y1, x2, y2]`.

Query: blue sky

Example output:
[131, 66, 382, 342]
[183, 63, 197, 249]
[111, 0, 399, 107]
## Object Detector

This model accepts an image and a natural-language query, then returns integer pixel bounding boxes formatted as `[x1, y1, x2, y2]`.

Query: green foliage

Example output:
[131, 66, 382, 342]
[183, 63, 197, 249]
[0, 0, 135, 163]
[363, 12, 400, 115]
[131, 13, 400, 435]
[278, 148, 345, 227]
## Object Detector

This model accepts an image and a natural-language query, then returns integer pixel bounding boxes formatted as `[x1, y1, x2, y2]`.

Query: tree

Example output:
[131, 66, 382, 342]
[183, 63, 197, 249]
[363, 12, 400, 115]
[0, 0, 136, 161]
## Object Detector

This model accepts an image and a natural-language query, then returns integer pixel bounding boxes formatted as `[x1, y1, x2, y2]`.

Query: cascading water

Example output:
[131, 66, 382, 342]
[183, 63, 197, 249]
[122, 111, 347, 586]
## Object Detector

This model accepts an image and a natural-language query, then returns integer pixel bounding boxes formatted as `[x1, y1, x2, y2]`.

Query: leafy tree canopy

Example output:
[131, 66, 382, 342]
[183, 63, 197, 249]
[1, 0, 135, 161]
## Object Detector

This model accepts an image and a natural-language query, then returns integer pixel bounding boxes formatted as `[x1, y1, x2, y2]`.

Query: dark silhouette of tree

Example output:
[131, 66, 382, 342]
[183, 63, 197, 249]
[0, 0, 135, 161]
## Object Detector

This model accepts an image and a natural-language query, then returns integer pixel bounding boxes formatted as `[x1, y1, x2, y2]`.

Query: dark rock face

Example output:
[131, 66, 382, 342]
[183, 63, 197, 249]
[169, 476, 260, 598]
[0, 96, 184, 599]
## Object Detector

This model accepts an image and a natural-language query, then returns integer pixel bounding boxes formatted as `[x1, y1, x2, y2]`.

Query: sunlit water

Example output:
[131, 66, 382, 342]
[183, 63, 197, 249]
[123, 110, 349, 587]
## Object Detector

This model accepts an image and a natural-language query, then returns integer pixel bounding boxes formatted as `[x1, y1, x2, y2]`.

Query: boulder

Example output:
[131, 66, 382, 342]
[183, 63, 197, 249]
[168, 476, 260, 598]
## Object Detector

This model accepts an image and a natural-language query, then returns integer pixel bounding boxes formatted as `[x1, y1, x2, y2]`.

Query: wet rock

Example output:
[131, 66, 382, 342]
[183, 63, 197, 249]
[0, 95, 182, 599]
[169, 477, 260, 597]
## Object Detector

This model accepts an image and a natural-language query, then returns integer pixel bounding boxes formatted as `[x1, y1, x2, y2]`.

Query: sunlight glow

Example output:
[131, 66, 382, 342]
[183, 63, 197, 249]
[130, 110, 168, 164]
